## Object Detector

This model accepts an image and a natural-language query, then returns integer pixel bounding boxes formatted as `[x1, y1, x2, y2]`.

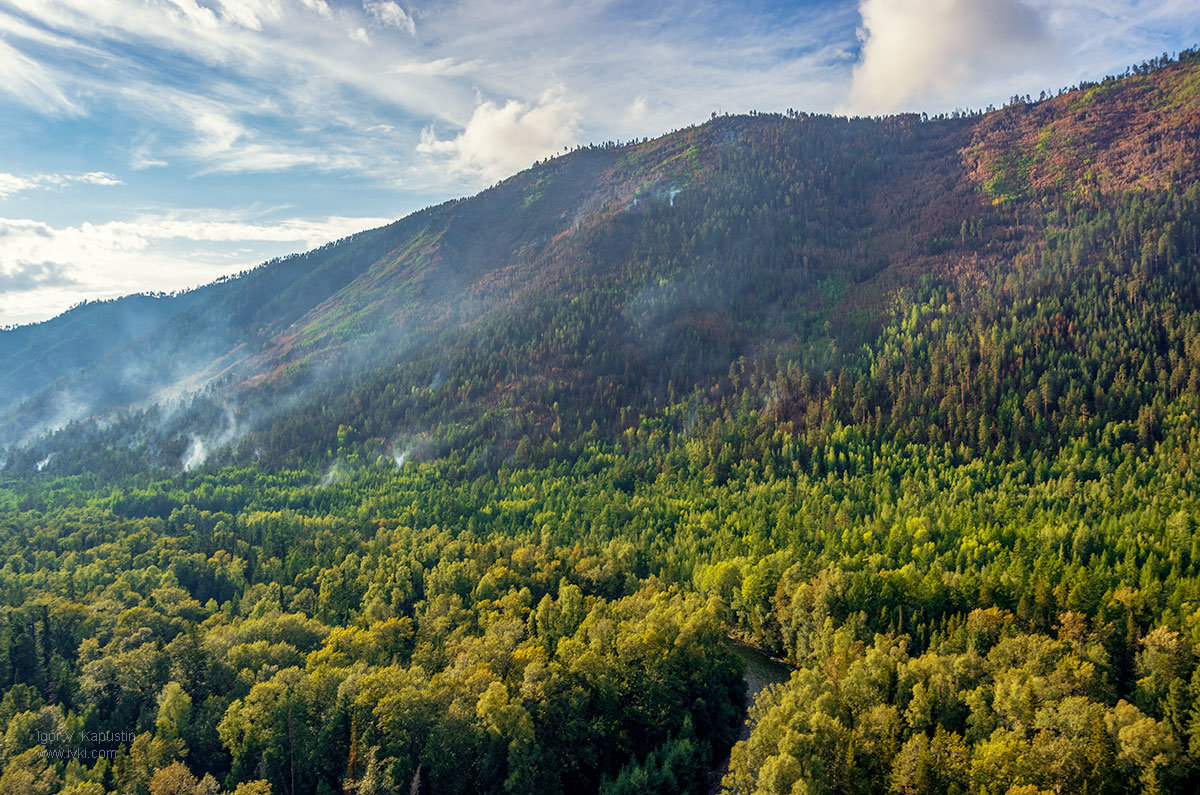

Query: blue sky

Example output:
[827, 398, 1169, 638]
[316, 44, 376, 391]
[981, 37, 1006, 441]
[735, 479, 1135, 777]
[0, 0, 1197, 326]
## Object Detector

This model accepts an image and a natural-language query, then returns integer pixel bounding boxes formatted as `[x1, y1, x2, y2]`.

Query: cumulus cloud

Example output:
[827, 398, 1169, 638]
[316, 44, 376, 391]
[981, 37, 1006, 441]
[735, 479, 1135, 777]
[417, 89, 580, 182]
[844, 0, 1052, 115]
[364, 0, 415, 35]
[0, 171, 123, 199]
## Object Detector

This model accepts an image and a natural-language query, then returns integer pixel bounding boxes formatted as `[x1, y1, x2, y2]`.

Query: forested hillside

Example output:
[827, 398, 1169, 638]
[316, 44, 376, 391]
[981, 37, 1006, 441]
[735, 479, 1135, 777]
[0, 51, 1199, 794]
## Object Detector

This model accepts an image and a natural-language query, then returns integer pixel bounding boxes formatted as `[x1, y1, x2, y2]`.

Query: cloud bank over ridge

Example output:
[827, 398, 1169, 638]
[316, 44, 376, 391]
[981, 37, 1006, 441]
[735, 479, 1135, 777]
[844, 0, 1053, 115]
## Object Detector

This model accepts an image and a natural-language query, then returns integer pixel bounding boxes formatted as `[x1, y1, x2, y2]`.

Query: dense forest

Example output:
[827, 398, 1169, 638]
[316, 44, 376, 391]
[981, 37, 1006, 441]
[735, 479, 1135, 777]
[1, 51, 1200, 793]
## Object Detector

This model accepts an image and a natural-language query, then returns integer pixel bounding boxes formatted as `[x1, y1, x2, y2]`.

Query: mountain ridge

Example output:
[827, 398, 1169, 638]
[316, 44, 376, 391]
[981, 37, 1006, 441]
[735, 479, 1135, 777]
[3, 51, 1198, 476]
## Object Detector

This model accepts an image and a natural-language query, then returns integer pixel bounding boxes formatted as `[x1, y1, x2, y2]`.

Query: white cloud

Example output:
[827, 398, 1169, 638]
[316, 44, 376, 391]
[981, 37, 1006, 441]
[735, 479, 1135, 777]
[168, 100, 368, 174]
[844, 0, 1052, 115]
[298, 0, 332, 18]
[389, 57, 481, 77]
[156, 0, 222, 31]
[0, 171, 123, 199]
[0, 211, 392, 324]
[349, 26, 370, 45]
[75, 172, 123, 186]
[130, 138, 168, 170]
[0, 0, 450, 159]
[0, 36, 79, 114]
[215, 0, 283, 31]
[115, 213, 388, 246]
[628, 95, 648, 120]
[364, 0, 416, 35]
[190, 110, 247, 157]
[418, 89, 580, 182]
[0, 174, 38, 199]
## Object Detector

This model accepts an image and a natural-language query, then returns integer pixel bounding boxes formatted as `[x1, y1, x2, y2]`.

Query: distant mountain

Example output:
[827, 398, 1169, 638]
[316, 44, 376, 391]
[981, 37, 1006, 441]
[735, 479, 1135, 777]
[0, 292, 204, 408]
[3, 51, 1199, 477]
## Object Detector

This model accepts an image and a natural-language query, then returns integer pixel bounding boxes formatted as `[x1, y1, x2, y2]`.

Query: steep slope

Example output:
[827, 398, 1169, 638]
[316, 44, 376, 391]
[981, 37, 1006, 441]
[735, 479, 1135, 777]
[4, 112, 976, 473]
[3, 52, 1199, 477]
[0, 213, 441, 445]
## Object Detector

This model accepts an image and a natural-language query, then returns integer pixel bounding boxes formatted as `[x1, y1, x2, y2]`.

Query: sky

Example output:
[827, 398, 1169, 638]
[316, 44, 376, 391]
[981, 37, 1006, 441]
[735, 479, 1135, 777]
[0, 0, 1197, 326]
